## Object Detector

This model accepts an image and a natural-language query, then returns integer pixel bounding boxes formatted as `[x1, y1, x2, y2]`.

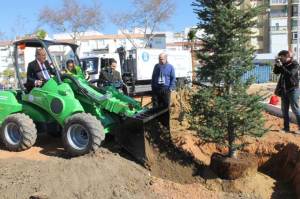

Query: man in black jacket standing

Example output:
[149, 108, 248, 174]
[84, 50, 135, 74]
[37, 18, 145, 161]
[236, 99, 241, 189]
[274, 50, 300, 133]
[26, 48, 55, 91]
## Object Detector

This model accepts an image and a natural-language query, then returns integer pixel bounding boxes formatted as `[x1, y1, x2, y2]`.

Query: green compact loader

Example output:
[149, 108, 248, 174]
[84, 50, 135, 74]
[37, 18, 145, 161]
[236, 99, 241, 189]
[0, 39, 169, 164]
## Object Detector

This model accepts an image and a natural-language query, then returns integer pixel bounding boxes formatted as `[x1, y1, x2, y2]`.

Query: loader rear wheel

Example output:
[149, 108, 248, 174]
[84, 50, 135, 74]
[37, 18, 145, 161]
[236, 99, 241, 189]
[0, 113, 37, 151]
[62, 113, 105, 156]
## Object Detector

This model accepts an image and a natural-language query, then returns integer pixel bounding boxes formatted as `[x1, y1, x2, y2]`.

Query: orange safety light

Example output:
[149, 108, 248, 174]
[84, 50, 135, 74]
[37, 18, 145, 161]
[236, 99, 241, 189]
[18, 43, 26, 50]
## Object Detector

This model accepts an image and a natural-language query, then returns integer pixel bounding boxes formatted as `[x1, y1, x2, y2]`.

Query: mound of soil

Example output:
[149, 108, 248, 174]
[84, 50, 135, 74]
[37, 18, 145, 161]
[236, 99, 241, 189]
[261, 143, 300, 198]
[0, 148, 157, 199]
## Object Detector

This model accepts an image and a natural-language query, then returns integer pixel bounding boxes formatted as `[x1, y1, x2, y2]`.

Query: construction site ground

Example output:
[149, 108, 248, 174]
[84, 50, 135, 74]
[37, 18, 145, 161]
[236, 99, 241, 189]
[0, 84, 299, 199]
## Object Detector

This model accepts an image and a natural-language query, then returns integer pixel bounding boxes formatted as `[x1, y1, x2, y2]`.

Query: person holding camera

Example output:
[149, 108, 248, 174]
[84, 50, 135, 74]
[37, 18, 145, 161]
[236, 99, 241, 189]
[273, 50, 300, 134]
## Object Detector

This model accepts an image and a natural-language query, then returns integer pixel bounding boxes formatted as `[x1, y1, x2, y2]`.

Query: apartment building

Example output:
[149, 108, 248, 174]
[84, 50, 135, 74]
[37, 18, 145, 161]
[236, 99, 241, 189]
[239, 0, 270, 53]
[53, 31, 167, 57]
[0, 41, 13, 72]
[268, 0, 300, 57]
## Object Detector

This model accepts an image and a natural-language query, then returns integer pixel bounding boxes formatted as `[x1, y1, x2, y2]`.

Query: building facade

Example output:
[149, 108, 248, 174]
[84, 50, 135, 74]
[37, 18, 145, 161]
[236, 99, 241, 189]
[0, 41, 13, 73]
[240, 0, 270, 53]
[53, 31, 167, 57]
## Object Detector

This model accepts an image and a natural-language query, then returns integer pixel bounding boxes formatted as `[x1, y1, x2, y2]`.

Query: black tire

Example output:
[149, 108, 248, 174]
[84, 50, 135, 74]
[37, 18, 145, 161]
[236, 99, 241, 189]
[0, 113, 37, 151]
[62, 113, 105, 156]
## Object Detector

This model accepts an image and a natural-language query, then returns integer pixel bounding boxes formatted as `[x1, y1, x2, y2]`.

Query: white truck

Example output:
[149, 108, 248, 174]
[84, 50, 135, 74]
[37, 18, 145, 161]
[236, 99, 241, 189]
[80, 48, 192, 95]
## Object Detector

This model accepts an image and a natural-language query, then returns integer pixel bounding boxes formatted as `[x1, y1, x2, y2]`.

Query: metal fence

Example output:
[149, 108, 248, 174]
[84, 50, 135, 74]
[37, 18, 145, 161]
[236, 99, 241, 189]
[242, 65, 278, 83]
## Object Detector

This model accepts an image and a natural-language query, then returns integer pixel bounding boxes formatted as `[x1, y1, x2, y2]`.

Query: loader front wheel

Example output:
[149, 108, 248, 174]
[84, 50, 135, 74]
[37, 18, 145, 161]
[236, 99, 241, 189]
[62, 113, 105, 156]
[0, 113, 37, 151]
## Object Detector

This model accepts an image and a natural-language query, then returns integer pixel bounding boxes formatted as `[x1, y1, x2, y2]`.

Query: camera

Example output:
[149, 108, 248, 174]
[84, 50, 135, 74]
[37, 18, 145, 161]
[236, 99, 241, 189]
[275, 58, 282, 67]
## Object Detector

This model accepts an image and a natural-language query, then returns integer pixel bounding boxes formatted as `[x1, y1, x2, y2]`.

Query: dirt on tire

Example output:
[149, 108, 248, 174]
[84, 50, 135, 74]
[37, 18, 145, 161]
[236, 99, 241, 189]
[0, 113, 37, 151]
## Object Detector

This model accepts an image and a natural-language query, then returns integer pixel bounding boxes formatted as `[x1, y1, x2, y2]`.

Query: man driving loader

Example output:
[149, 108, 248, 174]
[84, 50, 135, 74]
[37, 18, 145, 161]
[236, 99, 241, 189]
[98, 59, 122, 86]
[98, 59, 128, 94]
[25, 48, 55, 91]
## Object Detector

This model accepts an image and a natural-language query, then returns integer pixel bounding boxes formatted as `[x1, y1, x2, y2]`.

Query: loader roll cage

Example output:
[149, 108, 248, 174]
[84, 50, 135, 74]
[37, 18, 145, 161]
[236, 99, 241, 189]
[13, 39, 81, 92]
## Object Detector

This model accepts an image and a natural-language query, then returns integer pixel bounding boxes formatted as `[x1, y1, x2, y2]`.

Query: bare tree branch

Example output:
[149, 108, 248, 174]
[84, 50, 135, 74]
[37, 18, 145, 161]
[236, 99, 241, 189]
[111, 0, 176, 48]
[39, 0, 104, 43]
[0, 31, 4, 40]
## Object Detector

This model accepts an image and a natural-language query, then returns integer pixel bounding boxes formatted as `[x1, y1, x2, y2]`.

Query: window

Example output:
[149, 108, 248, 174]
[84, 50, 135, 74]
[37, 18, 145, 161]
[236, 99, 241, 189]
[275, 23, 280, 31]
[292, 5, 298, 17]
[293, 32, 298, 40]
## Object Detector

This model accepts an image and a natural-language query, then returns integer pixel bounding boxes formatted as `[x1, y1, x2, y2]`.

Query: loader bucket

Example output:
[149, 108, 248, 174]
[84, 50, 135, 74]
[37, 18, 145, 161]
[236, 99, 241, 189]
[115, 107, 170, 167]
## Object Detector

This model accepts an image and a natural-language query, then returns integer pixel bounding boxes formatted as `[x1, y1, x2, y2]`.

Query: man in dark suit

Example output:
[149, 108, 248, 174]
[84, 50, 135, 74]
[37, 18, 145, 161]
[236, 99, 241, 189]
[98, 59, 122, 87]
[26, 48, 55, 91]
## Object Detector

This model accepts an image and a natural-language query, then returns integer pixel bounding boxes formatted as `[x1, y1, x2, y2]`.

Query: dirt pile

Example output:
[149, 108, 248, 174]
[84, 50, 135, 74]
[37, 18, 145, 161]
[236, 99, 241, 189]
[0, 148, 157, 199]
[247, 83, 277, 100]
[150, 177, 258, 199]
[261, 143, 300, 198]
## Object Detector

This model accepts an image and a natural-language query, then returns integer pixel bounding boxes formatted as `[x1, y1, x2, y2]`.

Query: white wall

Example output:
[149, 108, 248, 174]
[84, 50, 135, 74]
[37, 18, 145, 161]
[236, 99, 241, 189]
[0, 46, 13, 72]
[270, 34, 288, 54]
[270, 18, 287, 26]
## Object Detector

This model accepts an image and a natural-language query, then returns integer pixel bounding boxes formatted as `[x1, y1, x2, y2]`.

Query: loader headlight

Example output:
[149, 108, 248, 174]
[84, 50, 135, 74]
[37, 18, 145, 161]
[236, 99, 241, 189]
[50, 98, 63, 114]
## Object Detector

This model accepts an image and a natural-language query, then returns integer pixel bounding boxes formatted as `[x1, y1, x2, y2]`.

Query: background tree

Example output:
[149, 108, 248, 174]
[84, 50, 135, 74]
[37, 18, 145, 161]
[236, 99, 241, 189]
[10, 15, 31, 40]
[39, 0, 104, 43]
[190, 0, 266, 157]
[111, 0, 176, 48]
[35, 29, 47, 40]
[0, 31, 5, 40]
[2, 68, 15, 84]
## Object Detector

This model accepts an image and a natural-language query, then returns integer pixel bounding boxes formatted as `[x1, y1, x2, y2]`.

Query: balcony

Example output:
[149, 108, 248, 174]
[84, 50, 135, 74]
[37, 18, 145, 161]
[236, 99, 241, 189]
[270, 12, 288, 18]
[292, 0, 299, 4]
[270, 26, 288, 33]
[270, 0, 288, 5]
[292, 39, 298, 44]
[292, 26, 299, 31]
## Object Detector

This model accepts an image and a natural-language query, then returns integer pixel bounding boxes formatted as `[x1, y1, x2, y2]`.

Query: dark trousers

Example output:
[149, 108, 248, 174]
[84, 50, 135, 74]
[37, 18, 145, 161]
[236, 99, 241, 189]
[152, 87, 170, 109]
[281, 89, 300, 130]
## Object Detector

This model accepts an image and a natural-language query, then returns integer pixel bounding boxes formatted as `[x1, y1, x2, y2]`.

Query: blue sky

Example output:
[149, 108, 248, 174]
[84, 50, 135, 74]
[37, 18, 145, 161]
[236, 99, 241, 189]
[0, 0, 198, 39]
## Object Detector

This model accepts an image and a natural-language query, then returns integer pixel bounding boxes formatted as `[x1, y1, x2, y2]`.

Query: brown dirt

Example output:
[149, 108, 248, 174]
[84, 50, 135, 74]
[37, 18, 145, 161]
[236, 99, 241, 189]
[167, 88, 298, 199]
[0, 146, 157, 199]
[247, 83, 277, 99]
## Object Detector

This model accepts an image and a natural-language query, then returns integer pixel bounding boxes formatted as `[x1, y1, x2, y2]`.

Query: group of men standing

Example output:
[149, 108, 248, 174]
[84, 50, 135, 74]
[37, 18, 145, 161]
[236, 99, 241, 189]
[26, 48, 176, 109]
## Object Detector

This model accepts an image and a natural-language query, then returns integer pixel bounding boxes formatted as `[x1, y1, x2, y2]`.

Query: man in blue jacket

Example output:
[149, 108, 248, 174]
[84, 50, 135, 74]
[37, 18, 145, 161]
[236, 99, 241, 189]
[151, 53, 176, 109]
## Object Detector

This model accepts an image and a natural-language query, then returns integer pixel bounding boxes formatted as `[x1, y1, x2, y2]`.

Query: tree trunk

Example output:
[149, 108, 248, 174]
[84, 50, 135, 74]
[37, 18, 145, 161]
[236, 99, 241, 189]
[191, 44, 195, 81]
[228, 125, 235, 157]
[227, 83, 236, 158]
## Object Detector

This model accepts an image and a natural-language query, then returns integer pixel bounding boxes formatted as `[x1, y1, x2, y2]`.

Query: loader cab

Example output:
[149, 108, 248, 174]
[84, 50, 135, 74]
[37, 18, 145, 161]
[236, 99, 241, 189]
[13, 39, 80, 92]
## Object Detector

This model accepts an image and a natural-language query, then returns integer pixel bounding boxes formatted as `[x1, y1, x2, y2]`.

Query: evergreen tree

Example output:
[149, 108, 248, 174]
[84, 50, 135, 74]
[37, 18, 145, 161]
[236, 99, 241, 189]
[190, 0, 266, 157]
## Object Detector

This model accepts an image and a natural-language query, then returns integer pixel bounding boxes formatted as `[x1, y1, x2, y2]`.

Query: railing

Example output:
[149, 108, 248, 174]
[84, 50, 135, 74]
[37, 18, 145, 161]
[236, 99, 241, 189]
[270, 26, 288, 32]
[270, 0, 288, 5]
[270, 13, 288, 17]
[242, 65, 274, 83]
